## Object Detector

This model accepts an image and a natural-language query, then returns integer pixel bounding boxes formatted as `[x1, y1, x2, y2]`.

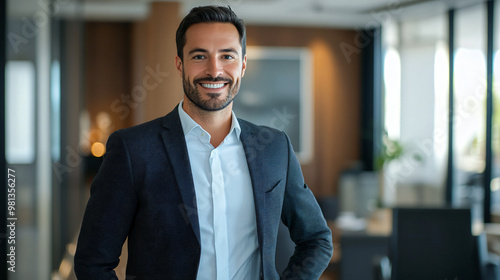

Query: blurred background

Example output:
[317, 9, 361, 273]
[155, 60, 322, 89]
[2, 0, 500, 279]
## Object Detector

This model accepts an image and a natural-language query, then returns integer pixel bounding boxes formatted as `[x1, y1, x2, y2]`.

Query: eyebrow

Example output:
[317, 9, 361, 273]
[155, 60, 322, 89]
[219, 48, 238, 54]
[188, 48, 208, 56]
[187, 48, 239, 56]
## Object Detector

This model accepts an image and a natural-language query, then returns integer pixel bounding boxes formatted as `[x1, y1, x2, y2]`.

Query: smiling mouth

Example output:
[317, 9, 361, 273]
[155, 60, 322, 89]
[200, 83, 227, 89]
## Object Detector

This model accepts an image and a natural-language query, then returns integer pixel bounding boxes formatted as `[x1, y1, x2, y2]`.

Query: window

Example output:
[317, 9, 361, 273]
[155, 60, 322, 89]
[381, 14, 448, 206]
[453, 5, 487, 225]
[380, 2, 500, 225]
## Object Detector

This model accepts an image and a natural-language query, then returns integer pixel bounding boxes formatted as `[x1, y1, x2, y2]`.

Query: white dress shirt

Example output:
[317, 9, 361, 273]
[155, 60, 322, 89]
[178, 102, 261, 280]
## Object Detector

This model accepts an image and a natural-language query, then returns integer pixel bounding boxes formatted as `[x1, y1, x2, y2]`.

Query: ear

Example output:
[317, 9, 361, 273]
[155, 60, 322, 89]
[175, 56, 183, 77]
[241, 55, 247, 77]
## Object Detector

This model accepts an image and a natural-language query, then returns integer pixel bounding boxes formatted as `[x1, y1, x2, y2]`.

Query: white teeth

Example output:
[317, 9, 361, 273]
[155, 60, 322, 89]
[201, 83, 225, 89]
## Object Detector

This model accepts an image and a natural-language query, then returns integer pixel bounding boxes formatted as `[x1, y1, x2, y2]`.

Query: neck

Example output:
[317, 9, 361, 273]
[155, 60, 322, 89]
[182, 99, 233, 148]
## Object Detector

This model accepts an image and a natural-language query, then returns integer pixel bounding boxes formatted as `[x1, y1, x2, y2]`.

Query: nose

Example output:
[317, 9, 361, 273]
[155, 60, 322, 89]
[205, 57, 223, 77]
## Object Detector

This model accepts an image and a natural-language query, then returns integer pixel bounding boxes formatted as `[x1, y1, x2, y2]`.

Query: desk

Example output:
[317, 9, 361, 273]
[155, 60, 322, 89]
[328, 209, 392, 280]
[329, 209, 392, 262]
[484, 223, 500, 255]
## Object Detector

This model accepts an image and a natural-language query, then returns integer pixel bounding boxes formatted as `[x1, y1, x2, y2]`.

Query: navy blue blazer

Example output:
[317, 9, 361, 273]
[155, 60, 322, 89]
[74, 107, 333, 279]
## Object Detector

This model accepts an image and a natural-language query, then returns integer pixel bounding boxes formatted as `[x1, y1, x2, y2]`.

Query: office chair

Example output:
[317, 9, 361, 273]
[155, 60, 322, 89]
[475, 232, 500, 280]
[340, 234, 389, 280]
[372, 255, 391, 280]
[373, 207, 477, 280]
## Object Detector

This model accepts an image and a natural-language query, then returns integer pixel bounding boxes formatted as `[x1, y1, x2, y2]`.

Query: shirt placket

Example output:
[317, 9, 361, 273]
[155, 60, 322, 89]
[209, 149, 229, 280]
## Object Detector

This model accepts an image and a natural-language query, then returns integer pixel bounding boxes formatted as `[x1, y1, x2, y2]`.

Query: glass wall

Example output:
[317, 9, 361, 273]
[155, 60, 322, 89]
[5, 0, 84, 279]
[453, 5, 487, 226]
[381, 2, 500, 225]
[492, 1, 500, 218]
[381, 14, 448, 206]
[6, 0, 53, 277]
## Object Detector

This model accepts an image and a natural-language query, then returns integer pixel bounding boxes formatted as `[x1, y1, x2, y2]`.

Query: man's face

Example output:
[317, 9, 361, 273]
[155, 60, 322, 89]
[176, 23, 247, 112]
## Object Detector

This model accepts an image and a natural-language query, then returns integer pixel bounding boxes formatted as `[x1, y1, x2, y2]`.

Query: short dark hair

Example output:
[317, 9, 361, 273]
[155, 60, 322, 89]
[175, 5, 246, 61]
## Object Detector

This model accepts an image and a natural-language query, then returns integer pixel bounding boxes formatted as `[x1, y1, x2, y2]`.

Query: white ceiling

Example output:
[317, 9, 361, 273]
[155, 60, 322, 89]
[9, 0, 487, 28]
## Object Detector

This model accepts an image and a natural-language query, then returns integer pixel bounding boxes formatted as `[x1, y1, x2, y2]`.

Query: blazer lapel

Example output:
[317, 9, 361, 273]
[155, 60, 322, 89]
[239, 121, 268, 255]
[160, 107, 200, 243]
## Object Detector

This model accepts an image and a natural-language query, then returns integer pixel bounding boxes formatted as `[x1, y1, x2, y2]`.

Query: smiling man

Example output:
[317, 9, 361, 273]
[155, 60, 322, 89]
[74, 5, 333, 280]
[180, 22, 243, 111]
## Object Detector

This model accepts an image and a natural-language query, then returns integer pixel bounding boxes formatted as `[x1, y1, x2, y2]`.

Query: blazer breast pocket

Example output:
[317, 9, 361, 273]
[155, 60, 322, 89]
[265, 179, 283, 194]
[264, 180, 285, 219]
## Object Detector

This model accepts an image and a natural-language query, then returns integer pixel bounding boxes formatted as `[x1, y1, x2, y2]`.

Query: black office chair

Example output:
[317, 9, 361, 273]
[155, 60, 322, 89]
[373, 207, 478, 280]
[340, 234, 389, 280]
[372, 255, 391, 280]
[475, 232, 500, 280]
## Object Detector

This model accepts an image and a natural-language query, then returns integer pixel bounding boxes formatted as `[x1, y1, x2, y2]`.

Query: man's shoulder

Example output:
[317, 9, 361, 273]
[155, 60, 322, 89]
[117, 116, 164, 137]
[237, 118, 289, 148]
[112, 108, 179, 141]
[237, 118, 283, 136]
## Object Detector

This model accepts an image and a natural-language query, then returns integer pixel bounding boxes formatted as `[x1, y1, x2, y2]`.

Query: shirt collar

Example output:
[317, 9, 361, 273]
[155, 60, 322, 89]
[177, 100, 242, 139]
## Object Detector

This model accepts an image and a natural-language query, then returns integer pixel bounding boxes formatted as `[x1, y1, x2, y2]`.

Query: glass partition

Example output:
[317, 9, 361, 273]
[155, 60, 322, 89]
[381, 14, 448, 206]
[5, 0, 78, 278]
[453, 4, 487, 226]
[491, 1, 500, 219]
[6, 3, 52, 278]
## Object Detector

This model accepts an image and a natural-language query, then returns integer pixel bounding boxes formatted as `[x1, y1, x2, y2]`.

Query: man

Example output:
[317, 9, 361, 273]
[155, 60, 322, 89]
[74, 5, 332, 280]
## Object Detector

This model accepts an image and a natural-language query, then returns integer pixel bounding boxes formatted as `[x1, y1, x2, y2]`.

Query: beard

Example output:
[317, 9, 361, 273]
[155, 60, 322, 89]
[182, 72, 241, 112]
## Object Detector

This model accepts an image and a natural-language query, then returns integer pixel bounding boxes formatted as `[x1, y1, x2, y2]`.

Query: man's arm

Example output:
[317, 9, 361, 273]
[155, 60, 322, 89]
[74, 131, 138, 279]
[281, 133, 333, 279]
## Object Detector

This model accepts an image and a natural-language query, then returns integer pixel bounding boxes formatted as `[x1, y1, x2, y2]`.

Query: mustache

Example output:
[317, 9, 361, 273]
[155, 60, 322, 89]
[194, 76, 232, 84]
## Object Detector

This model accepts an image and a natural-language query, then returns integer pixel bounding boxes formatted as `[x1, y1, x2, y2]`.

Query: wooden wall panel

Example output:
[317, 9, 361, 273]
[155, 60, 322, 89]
[131, 2, 183, 124]
[84, 22, 132, 142]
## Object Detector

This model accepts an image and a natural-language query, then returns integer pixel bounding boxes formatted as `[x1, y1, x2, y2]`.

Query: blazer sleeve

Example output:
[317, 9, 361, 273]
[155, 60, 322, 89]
[280, 133, 333, 279]
[74, 130, 138, 279]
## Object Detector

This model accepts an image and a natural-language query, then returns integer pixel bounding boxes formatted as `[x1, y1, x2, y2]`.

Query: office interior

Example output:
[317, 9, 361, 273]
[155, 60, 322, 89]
[3, 0, 500, 279]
